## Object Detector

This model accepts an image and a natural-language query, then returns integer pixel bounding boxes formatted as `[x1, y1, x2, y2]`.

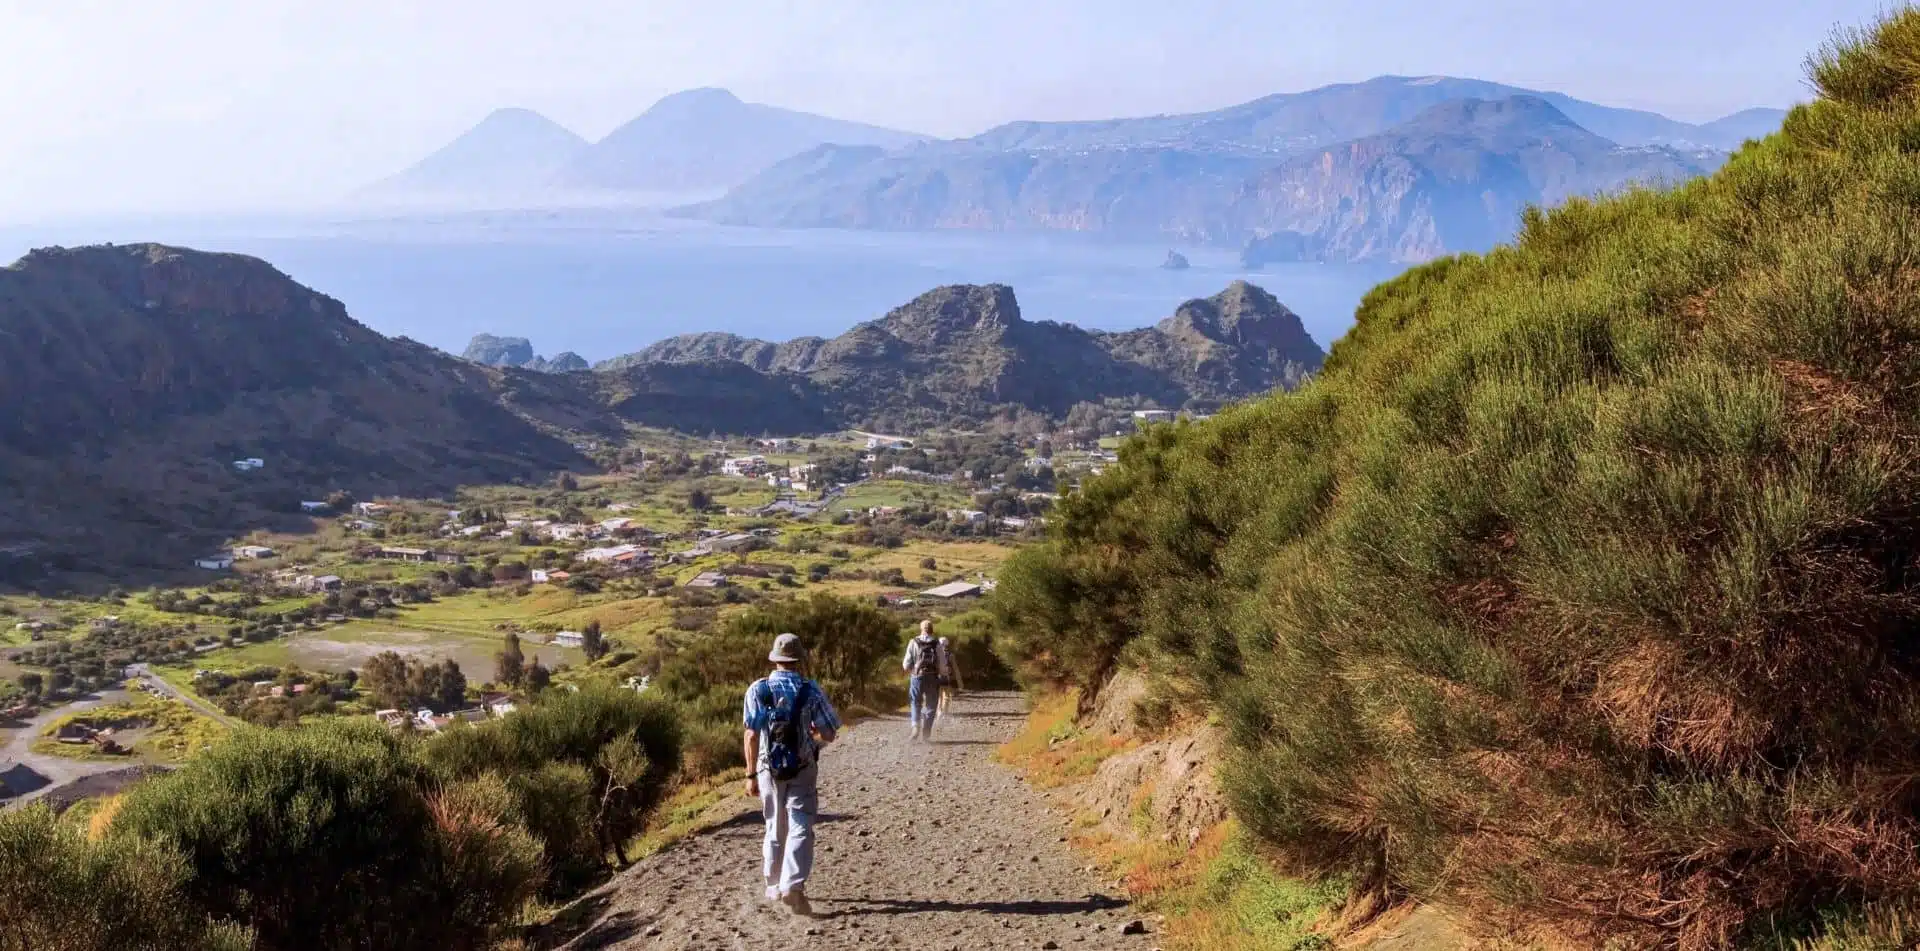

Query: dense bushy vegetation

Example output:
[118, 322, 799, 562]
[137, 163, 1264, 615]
[191, 665, 357, 725]
[424, 687, 682, 873]
[1, 688, 682, 950]
[994, 13, 1920, 948]
[653, 593, 901, 722]
[0, 804, 249, 950]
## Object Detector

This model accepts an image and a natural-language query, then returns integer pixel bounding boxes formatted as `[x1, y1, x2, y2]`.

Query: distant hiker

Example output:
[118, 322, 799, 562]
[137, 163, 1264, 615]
[744, 632, 842, 916]
[936, 635, 964, 725]
[903, 619, 949, 741]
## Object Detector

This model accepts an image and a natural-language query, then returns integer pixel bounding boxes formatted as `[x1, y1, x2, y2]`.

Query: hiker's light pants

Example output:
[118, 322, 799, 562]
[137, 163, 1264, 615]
[759, 761, 819, 895]
[909, 675, 940, 736]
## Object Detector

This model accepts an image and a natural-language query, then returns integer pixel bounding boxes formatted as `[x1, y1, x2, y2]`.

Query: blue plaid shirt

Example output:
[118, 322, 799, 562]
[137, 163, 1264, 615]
[743, 670, 841, 769]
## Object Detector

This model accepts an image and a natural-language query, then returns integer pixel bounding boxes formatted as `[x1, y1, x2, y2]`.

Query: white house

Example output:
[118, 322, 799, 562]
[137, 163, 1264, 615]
[865, 436, 914, 450]
[530, 568, 551, 584]
[722, 455, 769, 477]
[578, 544, 641, 563]
[232, 545, 276, 560]
[1132, 410, 1175, 425]
[300, 501, 330, 513]
[947, 509, 989, 524]
[353, 502, 390, 516]
[600, 517, 634, 532]
[232, 458, 265, 471]
[708, 532, 755, 552]
[552, 631, 586, 648]
[194, 554, 234, 571]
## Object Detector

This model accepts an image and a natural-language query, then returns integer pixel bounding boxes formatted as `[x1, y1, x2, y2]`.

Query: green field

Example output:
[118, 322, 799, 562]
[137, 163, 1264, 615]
[826, 480, 970, 513]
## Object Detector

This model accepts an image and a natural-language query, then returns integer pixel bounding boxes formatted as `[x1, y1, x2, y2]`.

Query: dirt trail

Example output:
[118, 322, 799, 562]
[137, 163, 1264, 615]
[556, 691, 1155, 951]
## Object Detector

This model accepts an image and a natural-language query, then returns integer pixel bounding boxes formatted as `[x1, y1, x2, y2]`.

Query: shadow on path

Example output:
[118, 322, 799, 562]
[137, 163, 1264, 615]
[820, 894, 1129, 920]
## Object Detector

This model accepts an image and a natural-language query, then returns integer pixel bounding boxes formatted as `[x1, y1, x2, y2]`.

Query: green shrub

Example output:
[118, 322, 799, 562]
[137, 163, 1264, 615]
[993, 11, 1920, 948]
[0, 805, 249, 951]
[681, 719, 747, 780]
[653, 593, 902, 729]
[111, 720, 537, 951]
[424, 687, 682, 866]
[936, 609, 1017, 690]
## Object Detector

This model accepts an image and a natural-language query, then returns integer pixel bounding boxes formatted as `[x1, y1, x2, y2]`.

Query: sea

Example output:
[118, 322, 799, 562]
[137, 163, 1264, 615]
[0, 209, 1408, 362]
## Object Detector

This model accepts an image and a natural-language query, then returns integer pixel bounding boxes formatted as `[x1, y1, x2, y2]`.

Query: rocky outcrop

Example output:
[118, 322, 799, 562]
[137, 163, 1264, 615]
[598, 331, 828, 374]
[600, 281, 1324, 430]
[1160, 250, 1190, 270]
[1071, 671, 1228, 849]
[536, 351, 589, 373]
[463, 333, 535, 367]
[462, 335, 588, 373]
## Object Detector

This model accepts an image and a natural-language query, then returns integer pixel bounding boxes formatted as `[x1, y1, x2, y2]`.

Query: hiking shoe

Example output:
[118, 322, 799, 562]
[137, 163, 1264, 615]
[780, 887, 813, 917]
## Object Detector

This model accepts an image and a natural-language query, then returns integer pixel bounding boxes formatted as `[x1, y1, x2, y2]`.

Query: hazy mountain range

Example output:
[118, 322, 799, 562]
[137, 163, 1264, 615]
[358, 76, 1785, 262]
[1, 244, 1319, 571]
[357, 88, 925, 205]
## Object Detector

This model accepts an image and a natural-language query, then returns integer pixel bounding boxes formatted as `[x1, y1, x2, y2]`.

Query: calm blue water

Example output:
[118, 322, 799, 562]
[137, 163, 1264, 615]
[0, 211, 1406, 361]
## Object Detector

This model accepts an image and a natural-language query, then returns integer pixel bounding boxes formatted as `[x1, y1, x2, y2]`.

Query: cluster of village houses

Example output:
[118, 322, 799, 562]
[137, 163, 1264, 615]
[372, 691, 519, 734]
[198, 428, 1078, 591]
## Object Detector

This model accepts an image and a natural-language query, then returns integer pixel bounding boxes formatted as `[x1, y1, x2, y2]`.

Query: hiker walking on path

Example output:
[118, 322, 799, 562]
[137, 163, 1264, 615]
[903, 620, 949, 741]
[936, 635, 964, 726]
[743, 633, 842, 917]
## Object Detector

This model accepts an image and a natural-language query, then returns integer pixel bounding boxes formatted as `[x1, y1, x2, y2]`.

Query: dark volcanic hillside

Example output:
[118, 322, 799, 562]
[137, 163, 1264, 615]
[601, 280, 1323, 431]
[0, 244, 590, 574]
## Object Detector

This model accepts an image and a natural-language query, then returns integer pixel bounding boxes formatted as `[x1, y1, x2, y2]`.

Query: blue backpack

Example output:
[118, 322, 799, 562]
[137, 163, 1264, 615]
[759, 680, 816, 781]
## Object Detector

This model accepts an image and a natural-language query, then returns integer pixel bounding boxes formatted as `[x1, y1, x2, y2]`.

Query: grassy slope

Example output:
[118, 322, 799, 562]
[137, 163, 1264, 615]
[996, 12, 1920, 948]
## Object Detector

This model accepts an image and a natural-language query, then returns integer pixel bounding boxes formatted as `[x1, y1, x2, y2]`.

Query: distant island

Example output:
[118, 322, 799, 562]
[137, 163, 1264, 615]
[1160, 250, 1190, 271]
[354, 76, 1787, 265]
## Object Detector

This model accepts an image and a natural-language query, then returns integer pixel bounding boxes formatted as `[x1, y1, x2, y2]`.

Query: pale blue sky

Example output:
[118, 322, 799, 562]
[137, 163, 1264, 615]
[0, 0, 1887, 219]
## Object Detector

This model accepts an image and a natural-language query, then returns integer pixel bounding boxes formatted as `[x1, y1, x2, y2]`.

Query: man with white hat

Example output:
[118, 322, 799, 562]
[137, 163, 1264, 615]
[743, 632, 841, 916]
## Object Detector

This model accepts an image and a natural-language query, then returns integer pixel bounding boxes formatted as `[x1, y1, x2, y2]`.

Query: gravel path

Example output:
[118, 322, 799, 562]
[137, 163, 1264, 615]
[554, 691, 1154, 951]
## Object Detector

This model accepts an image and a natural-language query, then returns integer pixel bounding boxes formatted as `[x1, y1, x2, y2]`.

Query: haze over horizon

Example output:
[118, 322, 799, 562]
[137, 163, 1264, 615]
[0, 0, 1881, 221]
